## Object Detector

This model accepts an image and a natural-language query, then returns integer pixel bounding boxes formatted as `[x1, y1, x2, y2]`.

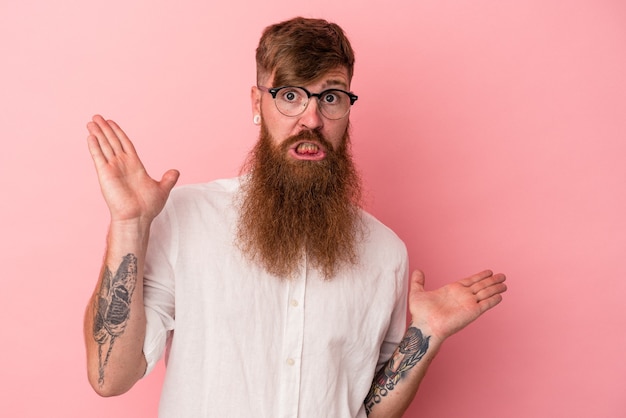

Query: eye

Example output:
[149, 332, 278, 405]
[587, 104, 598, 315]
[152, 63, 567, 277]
[279, 88, 304, 103]
[322, 91, 342, 105]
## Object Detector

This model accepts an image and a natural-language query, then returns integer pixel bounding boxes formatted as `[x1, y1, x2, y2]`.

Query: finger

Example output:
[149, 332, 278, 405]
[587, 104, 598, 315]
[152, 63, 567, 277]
[87, 118, 115, 162]
[409, 270, 426, 293]
[475, 280, 508, 301]
[107, 119, 137, 156]
[478, 291, 505, 312]
[470, 272, 506, 295]
[91, 114, 125, 156]
[159, 169, 180, 193]
[86, 134, 108, 168]
[459, 270, 494, 287]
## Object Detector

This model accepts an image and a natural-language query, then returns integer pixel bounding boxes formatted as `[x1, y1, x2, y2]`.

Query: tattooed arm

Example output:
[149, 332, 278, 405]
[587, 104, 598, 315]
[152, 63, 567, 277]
[83, 115, 179, 396]
[364, 323, 438, 417]
[84, 248, 147, 396]
[365, 269, 507, 417]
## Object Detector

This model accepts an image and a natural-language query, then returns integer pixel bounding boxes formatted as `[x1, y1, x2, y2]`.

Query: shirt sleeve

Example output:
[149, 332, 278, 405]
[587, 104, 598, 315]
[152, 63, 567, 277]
[375, 244, 410, 371]
[142, 202, 178, 376]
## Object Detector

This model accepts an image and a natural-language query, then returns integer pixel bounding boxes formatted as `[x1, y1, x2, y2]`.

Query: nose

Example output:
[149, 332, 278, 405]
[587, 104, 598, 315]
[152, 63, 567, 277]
[298, 97, 324, 130]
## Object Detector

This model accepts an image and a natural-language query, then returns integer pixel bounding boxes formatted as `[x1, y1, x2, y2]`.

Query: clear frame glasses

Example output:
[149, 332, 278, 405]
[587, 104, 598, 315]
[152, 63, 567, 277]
[258, 86, 358, 120]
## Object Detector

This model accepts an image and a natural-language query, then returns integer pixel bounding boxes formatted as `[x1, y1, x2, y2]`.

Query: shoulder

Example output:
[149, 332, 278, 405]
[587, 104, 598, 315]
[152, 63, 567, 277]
[165, 177, 242, 209]
[170, 177, 241, 200]
[360, 210, 407, 253]
[154, 177, 243, 229]
[357, 209, 408, 271]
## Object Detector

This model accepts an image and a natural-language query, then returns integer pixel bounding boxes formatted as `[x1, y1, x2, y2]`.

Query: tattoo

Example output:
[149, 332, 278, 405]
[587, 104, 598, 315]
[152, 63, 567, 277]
[364, 325, 430, 415]
[92, 254, 138, 387]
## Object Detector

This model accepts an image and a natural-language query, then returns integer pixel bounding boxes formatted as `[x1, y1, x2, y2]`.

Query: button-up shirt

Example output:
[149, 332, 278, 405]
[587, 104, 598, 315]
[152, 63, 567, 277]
[143, 178, 409, 417]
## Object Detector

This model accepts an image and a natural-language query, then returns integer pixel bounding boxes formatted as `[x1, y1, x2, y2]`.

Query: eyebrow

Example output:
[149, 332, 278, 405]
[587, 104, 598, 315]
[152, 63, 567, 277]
[314, 79, 348, 91]
[321, 79, 349, 90]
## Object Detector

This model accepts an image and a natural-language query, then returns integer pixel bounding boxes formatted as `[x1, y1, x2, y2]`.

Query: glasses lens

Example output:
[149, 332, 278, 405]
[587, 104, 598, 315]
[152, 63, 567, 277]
[318, 90, 352, 120]
[275, 87, 309, 117]
[272, 87, 353, 119]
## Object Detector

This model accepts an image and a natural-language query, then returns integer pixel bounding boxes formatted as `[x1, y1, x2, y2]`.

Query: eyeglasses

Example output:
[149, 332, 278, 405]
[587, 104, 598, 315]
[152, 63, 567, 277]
[258, 85, 358, 120]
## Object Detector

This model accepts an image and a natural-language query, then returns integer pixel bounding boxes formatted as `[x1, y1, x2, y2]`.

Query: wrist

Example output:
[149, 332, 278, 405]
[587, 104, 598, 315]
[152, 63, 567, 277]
[109, 215, 153, 230]
[407, 320, 446, 347]
[107, 218, 152, 247]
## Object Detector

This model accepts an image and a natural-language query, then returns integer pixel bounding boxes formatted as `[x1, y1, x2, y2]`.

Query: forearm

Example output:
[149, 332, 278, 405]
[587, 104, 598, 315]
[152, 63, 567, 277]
[84, 221, 151, 396]
[365, 324, 443, 418]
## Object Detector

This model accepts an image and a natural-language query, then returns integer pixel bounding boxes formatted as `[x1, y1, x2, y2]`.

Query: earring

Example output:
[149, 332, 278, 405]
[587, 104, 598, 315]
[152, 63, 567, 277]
[253, 115, 261, 125]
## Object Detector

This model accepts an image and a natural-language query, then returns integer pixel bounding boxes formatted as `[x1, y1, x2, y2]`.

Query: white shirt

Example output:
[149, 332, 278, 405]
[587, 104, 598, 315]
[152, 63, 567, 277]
[143, 178, 409, 418]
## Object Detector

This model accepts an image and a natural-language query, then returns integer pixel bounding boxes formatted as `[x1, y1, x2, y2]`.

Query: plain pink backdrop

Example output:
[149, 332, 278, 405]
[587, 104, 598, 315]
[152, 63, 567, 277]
[1, 1, 625, 417]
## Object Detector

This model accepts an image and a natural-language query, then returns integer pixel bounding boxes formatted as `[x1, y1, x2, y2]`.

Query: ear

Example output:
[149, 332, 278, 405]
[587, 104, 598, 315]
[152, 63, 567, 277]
[250, 86, 262, 117]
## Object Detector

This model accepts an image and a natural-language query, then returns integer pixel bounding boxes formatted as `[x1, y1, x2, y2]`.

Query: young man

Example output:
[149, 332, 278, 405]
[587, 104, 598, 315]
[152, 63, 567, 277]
[84, 17, 507, 418]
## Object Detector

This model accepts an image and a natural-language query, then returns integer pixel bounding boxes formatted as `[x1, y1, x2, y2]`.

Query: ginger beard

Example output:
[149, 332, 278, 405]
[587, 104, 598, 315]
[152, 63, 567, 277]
[237, 123, 363, 279]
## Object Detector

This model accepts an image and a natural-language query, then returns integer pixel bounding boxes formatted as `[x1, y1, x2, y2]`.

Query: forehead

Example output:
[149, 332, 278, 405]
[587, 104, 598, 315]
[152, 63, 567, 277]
[269, 66, 350, 90]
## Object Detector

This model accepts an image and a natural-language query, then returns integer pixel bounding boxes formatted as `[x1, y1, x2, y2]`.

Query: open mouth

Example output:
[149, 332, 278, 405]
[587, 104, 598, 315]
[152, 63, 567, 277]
[289, 140, 327, 161]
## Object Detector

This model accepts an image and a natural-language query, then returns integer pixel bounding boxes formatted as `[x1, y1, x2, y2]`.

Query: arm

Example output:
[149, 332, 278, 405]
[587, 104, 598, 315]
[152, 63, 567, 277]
[365, 269, 507, 417]
[83, 115, 179, 396]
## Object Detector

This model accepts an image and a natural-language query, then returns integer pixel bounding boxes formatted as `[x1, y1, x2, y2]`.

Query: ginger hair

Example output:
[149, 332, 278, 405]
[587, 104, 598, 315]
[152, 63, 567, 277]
[255, 17, 355, 86]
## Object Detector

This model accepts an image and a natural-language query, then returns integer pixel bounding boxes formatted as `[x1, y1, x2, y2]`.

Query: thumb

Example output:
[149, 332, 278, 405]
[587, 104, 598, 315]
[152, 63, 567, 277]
[410, 270, 426, 293]
[160, 169, 180, 193]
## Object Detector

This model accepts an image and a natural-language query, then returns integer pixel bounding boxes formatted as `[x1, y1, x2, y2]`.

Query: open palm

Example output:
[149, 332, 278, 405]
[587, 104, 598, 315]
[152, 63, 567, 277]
[86, 115, 179, 224]
[408, 270, 507, 341]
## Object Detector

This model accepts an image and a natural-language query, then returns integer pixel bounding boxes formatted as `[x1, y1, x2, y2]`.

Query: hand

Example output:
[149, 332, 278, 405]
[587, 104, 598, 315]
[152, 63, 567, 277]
[408, 269, 507, 341]
[86, 115, 180, 225]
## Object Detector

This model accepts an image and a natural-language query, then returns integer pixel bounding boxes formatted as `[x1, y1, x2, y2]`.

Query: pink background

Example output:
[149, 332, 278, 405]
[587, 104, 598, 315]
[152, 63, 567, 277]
[1, 1, 625, 417]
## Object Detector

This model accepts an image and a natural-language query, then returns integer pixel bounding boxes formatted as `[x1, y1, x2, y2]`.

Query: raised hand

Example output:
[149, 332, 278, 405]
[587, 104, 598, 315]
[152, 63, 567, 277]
[86, 115, 180, 225]
[408, 269, 507, 341]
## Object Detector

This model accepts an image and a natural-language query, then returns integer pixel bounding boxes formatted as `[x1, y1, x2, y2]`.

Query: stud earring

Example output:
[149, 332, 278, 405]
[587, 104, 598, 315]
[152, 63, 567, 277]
[253, 115, 261, 125]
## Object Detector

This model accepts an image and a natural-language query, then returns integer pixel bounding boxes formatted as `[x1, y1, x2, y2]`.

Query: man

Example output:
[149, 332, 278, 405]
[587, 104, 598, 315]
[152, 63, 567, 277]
[84, 17, 507, 417]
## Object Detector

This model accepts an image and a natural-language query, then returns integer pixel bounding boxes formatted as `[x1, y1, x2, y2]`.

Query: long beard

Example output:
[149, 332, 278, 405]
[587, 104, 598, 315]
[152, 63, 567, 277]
[237, 124, 363, 279]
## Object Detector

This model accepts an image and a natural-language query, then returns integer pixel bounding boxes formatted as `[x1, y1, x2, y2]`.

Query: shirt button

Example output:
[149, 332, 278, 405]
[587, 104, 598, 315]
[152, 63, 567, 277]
[290, 299, 299, 307]
[286, 358, 295, 366]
